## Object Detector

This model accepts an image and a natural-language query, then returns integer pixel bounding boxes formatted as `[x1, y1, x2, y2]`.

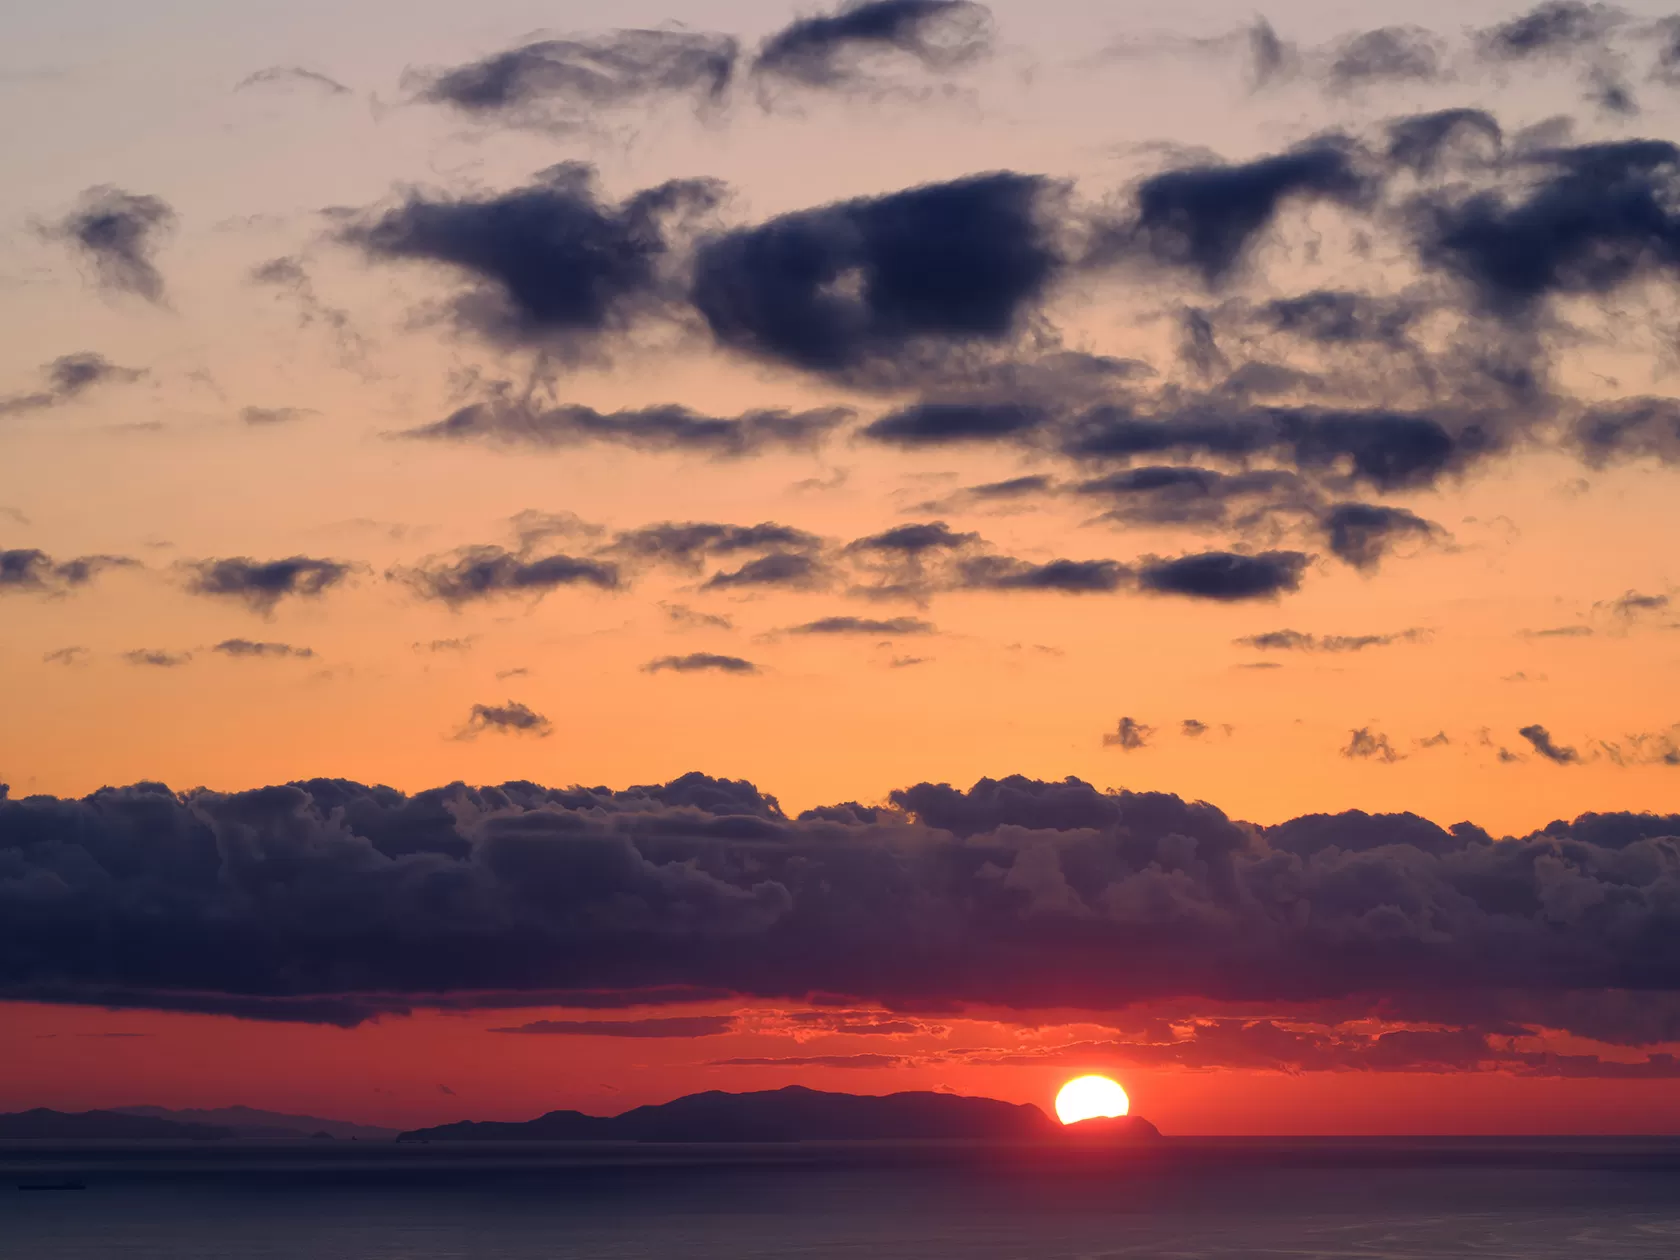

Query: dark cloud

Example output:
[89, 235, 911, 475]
[1323, 502, 1441, 570]
[861, 400, 1046, 445]
[846, 522, 978, 555]
[394, 548, 619, 606]
[643, 652, 759, 674]
[1063, 406, 1468, 495]
[1477, 2, 1623, 61]
[409, 30, 737, 130]
[7, 773, 1680, 1040]
[1181, 719, 1210, 738]
[48, 187, 176, 304]
[957, 556, 1130, 593]
[1385, 109, 1504, 176]
[42, 647, 88, 666]
[1413, 138, 1680, 319]
[489, 1015, 736, 1037]
[1235, 627, 1428, 652]
[1326, 27, 1443, 88]
[212, 639, 315, 660]
[342, 162, 723, 349]
[1523, 624, 1593, 638]
[1, 550, 137, 595]
[1519, 723, 1581, 764]
[458, 701, 553, 739]
[123, 649, 191, 668]
[1343, 727, 1402, 762]
[784, 616, 936, 635]
[1571, 398, 1680, 465]
[606, 522, 822, 573]
[1075, 465, 1314, 530]
[235, 66, 350, 95]
[702, 552, 827, 591]
[751, 0, 992, 90]
[181, 556, 352, 613]
[1115, 139, 1373, 283]
[1102, 717, 1153, 750]
[692, 172, 1059, 374]
[398, 397, 850, 455]
[1137, 550, 1308, 601]
[0, 353, 144, 417]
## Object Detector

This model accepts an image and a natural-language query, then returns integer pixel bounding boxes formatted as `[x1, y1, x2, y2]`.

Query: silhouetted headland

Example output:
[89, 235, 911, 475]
[397, 1085, 1163, 1143]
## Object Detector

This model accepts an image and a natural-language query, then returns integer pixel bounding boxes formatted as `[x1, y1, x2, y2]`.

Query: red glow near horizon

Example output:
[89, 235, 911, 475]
[7, 1000, 1680, 1136]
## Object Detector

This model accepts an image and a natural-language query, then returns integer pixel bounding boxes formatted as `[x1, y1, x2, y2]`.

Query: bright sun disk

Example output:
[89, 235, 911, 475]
[1055, 1074, 1130, 1125]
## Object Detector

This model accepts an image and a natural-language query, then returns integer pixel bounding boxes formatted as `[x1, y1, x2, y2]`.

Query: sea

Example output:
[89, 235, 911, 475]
[4, 1138, 1679, 1258]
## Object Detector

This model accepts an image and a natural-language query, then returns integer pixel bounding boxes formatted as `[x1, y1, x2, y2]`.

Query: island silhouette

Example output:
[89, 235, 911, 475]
[397, 1085, 1163, 1144]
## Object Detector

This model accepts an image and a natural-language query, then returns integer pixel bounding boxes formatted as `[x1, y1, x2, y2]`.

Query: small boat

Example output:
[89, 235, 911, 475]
[17, 1181, 86, 1191]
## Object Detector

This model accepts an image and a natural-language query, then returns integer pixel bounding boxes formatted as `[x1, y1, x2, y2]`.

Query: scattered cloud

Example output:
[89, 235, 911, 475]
[181, 556, 352, 613]
[1519, 723, 1580, 764]
[212, 639, 315, 660]
[643, 652, 758, 674]
[1103, 717, 1153, 750]
[46, 186, 176, 304]
[123, 649, 191, 668]
[1342, 727, 1402, 762]
[235, 66, 350, 95]
[1, 549, 138, 595]
[456, 701, 553, 739]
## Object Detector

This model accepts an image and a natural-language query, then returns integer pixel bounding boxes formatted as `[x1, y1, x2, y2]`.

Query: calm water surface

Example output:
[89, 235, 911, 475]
[4, 1139, 1679, 1258]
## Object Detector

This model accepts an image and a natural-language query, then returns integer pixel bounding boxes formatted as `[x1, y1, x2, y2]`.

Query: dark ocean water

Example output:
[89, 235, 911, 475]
[4, 1139, 1680, 1258]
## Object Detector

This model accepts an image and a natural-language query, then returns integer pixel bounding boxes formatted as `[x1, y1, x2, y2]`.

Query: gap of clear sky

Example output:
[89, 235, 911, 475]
[3, 0, 1680, 1133]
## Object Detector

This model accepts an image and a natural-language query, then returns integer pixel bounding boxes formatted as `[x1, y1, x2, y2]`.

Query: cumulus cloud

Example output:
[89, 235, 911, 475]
[1137, 550, 1308, 600]
[342, 162, 722, 351]
[605, 522, 822, 573]
[702, 552, 827, 591]
[393, 547, 618, 606]
[1323, 503, 1442, 570]
[0, 353, 144, 417]
[751, 0, 993, 92]
[1102, 717, 1153, 750]
[180, 556, 352, 613]
[1519, 723, 1581, 764]
[409, 29, 736, 130]
[47, 187, 177, 304]
[1107, 139, 1374, 284]
[1343, 727, 1402, 762]
[5, 773, 1680, 1042]
[1, 549, 138, 595]
[693, 171, 1059, 375]
[457, 701, 553, 739]
[958, 555, 1130, 593]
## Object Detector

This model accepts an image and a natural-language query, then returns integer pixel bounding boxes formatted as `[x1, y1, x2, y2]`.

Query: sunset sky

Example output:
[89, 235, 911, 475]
[4, 0, 1680, 1135]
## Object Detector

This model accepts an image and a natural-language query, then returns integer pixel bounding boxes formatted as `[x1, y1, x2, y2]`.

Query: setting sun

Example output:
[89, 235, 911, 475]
[1055, 1075, 1130, 1125]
